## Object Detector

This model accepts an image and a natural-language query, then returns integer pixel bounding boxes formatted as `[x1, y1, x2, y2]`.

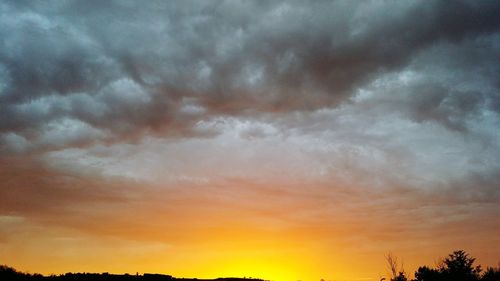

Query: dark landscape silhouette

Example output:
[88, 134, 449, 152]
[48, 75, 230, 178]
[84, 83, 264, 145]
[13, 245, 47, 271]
[2, 250, 498, 281]
[0, 266, 266, 281]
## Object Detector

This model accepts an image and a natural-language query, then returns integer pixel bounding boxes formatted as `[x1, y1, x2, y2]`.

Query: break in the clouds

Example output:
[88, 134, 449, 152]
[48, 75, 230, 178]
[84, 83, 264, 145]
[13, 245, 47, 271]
[0, 1, 499, 280]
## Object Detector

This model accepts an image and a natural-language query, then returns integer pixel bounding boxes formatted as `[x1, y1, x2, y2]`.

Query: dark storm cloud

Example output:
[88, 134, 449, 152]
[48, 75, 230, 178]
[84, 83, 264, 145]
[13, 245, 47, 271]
[1, 0, 499, 152]
[352, 34, 500, 132]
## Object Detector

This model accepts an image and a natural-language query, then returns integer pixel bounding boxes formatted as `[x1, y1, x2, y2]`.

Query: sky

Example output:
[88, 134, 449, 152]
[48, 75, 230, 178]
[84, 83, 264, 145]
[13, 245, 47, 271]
[0, 1, 499, 280]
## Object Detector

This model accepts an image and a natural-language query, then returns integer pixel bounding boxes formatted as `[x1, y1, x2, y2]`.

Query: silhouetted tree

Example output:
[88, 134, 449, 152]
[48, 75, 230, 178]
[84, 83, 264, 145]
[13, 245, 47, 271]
[412, 250, 488, 281]
[480, 266, 500, 281]
[413, 266, 442, 281]
[393, 272, 408, 281]
[440, 250, 482, 281]
[0, 265, 26, 280]
[386, 253, 407, 281]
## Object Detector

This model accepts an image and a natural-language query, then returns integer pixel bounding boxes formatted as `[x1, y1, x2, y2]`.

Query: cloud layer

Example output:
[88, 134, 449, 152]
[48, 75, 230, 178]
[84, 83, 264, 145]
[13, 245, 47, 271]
[1, 0, 499, 151]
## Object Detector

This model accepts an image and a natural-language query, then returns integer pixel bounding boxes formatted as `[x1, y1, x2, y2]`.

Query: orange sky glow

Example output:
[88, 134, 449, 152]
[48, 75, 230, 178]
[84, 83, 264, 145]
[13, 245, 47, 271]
[1, 157, 498, 281]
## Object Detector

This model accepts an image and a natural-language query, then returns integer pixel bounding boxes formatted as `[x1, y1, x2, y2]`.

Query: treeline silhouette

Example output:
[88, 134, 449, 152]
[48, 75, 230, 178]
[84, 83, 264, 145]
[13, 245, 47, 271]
[1, 250, 499, 281]
[386, 250, 499, 281]
[0, 266, 266, 281]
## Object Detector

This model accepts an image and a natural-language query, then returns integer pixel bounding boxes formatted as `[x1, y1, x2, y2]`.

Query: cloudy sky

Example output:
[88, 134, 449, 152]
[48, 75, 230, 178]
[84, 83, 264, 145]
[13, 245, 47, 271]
[1, 1, 499, 280]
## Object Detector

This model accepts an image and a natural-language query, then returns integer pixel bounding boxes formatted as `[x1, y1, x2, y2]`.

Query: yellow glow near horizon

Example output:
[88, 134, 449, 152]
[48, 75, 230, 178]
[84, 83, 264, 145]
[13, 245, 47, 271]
[193, 258, 304, 281]
[5, 223, 498, 281]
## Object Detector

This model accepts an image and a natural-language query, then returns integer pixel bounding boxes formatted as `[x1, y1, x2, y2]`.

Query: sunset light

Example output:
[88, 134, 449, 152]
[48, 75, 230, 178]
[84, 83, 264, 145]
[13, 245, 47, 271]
[1, 1, 499, 281]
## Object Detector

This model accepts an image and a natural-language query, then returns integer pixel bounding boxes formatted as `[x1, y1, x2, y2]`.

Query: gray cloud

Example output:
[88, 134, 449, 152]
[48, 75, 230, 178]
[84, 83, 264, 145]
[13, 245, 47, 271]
[1, 0, 499, 152]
